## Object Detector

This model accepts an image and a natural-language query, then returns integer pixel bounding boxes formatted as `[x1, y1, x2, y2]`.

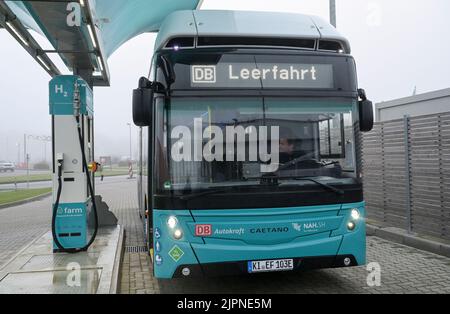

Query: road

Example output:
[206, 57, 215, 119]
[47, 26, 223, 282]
[0, 169, 51, 191]
[0, 180, 51, 191]
[0, 169, 50, 177]
[0, 175, 129, 191]
[1, 177, 450, 294]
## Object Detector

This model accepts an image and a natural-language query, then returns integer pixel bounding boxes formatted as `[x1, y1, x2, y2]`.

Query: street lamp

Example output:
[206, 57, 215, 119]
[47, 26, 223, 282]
[329, 0, 337, 27]
[26, 153, 30, 188]
[16, 142, 21, 165]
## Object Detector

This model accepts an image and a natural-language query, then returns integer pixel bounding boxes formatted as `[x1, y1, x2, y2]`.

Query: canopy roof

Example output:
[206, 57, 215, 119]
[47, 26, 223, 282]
[0, 0, 202, 86]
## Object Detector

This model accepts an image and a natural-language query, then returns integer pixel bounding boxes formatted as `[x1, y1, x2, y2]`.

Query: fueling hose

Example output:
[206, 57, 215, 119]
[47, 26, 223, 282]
[51, 114, 99, 254]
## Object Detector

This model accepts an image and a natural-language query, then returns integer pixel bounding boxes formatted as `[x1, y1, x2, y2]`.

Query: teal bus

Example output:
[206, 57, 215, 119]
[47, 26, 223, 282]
[133, 10, 374, 279]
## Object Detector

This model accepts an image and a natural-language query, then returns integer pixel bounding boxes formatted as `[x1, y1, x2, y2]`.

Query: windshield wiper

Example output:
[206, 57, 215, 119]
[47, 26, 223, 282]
[293, 177, 344, 196]
[260, 174, 344, 196]
[179, 185, 259, 201]
[180, 176, 344, 201]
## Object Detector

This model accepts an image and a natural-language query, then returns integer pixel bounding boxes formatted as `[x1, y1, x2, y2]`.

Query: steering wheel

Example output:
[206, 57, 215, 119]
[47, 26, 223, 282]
[278, 152, 317, 171]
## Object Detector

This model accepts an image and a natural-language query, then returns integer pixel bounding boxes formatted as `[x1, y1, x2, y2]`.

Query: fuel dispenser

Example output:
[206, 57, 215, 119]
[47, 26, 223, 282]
[49, 75, 98, 253]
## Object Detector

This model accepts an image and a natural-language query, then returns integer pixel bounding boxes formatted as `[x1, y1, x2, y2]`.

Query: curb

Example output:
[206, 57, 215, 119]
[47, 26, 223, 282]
[367, 224, 450, 258]
[109, 226, 125, 294]
[0, 192, 52, 210]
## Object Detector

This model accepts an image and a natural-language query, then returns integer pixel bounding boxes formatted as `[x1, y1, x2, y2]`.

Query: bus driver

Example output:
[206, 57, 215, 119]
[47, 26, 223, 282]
[279, 127, 305, 164]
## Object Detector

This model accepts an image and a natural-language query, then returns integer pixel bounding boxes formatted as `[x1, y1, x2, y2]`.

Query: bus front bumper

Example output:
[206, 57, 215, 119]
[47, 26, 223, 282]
[169, 254, 359, 278]
[152, 202, 366, 279]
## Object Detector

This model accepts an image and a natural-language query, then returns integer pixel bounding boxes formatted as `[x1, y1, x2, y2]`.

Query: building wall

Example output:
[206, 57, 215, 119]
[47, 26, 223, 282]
[376, 88, 450, 122]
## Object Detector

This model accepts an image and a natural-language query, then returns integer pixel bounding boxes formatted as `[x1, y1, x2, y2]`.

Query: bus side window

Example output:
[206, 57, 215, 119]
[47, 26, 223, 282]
[319, 114, 345, 159]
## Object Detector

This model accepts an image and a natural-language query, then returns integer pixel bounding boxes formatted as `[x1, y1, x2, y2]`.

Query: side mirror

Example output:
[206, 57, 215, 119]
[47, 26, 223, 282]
[132, 77, 153, 127]
[358, 89, 374, 132]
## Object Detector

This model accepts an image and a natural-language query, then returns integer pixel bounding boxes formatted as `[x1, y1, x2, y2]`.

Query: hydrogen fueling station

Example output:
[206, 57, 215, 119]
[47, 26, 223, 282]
[2, 0, 450, 298]
[0, 0, 203, 294]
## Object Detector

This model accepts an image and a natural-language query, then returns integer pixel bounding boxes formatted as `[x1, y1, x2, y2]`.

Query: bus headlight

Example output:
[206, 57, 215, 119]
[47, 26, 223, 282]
[347, 221, 356, 231]
[167, 216, 178, 229]
[173, 229, 183, 240]
[351, 209, 360, 220]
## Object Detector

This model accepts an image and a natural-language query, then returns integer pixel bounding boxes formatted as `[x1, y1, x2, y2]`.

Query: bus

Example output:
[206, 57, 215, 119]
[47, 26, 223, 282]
[133, 10, 374, 279]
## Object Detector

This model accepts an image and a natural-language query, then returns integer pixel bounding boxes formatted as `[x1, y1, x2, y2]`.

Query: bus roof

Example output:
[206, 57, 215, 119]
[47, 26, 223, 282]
[155, 10, 351, 53]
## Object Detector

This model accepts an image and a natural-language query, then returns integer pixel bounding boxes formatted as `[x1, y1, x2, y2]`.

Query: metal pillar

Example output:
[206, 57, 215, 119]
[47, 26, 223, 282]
[329, 0, 337, 27]
[403, 115, 412, 234]
[23, 134, 27, 169]
[127, 123, 132, 162]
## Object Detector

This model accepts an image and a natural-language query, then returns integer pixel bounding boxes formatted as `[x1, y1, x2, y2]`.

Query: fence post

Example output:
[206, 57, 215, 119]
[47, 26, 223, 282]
[403, 115, 412, 234]
[437, 115, 445, 238]
[381, 123, 386, 223]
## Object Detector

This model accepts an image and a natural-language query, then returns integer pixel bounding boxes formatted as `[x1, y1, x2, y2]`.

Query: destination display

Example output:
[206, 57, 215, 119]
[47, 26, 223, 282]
[190, 63, 334, 89]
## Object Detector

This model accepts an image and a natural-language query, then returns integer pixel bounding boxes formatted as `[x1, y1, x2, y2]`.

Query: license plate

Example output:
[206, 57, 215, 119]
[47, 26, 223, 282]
[248, 259, 294, 273]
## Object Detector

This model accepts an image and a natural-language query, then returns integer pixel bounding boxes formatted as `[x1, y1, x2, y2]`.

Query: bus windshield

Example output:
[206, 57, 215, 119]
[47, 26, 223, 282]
[155, 97, 358, 193]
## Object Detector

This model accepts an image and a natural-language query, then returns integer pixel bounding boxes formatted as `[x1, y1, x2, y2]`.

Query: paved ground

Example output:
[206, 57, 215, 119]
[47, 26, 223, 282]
[0, 176, 128, 266]
[2, 177, 450, 294]
[0, 196, 50, 267]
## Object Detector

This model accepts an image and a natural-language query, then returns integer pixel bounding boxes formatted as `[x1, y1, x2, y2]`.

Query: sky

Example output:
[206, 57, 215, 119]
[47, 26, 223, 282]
[1, 0, 450, 164]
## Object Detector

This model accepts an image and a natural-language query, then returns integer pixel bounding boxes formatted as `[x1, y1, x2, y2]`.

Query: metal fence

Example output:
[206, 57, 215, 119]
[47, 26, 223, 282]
[363, 112, 450, 240]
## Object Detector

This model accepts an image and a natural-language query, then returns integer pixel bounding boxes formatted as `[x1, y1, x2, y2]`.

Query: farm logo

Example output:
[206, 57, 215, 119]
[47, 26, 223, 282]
[57, 206, 84, 217]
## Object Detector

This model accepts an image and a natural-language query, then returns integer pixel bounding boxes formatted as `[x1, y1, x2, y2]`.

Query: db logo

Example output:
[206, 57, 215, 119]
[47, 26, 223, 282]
[191, 65, 216, 83]
[195, 224, 212, 236]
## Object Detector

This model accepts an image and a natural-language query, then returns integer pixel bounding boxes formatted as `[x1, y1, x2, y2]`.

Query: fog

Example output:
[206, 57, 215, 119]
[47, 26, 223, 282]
[1, 0, 449, 164]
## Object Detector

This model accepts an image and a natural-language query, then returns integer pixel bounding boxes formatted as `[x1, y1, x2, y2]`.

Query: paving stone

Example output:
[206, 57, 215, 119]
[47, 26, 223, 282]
[103, 179, 450, 294]
[2, 177, 450, 294]
[0, 196, 51, 267]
